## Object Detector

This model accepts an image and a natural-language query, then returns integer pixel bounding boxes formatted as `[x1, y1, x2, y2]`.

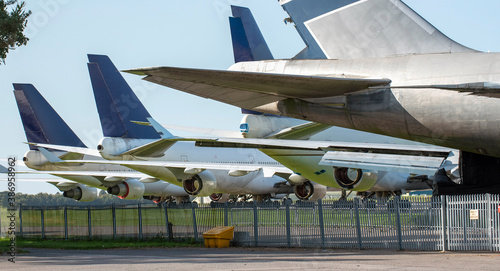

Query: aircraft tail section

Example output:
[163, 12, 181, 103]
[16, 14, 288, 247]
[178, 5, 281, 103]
[87, 54, 160, 139]
[13, 84, 87, 150]
[229, 6, 273, 63]
[280, 0, 476, 60]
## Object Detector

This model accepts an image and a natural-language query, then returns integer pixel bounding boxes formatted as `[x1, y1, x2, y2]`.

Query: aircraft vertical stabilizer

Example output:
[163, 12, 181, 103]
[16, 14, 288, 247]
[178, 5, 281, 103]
[87, 54, 160, 139]
[13, 84, 87, 150]
[229, 6, 273, 63]
[280, 0, 476, 60]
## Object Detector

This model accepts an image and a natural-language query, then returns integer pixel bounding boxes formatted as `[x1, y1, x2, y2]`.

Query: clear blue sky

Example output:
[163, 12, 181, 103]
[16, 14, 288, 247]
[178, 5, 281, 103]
[1, 0, 500, 194]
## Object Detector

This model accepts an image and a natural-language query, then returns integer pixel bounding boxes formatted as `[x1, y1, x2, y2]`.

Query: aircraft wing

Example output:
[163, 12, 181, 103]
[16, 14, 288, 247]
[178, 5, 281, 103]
[125, 67, 391, 109]
[4, 169, 149, 179]
[195, 137, 454, 175]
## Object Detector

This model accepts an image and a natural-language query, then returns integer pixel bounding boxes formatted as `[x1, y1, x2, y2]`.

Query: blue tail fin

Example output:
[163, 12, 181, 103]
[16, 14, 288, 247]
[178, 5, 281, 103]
[13, 84, 87, 150]
[229, 6, 273, 63]
[87, 54, 160, 139]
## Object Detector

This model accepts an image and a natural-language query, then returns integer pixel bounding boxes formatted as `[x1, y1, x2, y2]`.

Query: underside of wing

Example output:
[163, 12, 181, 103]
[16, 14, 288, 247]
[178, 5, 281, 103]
[125, 67, 391, 109]
[319, 151, 448, 176]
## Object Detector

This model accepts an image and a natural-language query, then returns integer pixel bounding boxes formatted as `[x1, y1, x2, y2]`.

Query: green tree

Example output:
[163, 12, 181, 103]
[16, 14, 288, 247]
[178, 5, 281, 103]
[0, 0, 31, 64]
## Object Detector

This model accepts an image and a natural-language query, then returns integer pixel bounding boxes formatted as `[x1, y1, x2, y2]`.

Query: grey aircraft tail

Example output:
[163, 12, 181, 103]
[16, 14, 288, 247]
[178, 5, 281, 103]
[279, 0, 476, 60]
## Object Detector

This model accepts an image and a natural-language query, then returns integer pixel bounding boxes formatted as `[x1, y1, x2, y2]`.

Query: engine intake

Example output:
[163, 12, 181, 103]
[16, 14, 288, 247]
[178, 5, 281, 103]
[334, 168, 363, 189]
[182, 171, 217, 197]
[294, 181, 327, 201]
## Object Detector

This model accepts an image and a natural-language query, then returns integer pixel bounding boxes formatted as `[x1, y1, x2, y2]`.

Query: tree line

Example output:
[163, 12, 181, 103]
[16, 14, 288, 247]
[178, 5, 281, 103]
[0, 191, 151, 208]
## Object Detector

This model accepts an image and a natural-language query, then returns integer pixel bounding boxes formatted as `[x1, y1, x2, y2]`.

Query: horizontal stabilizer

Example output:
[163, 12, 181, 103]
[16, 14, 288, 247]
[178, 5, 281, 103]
[120, 138, 176, 158]
[30, 143, 101, 157]
[267, 122, 331, 140]
[319, 151, 447, 176]
[125, 66, 391, 109]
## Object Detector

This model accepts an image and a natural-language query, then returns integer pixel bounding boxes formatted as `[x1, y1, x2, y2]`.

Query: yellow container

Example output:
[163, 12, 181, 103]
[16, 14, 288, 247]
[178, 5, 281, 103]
[204, 238, 230, 248]
[203, 226, 234, 248]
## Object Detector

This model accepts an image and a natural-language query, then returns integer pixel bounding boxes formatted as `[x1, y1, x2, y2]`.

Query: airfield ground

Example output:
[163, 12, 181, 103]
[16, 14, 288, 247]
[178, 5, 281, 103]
[2, 247, 500, 270]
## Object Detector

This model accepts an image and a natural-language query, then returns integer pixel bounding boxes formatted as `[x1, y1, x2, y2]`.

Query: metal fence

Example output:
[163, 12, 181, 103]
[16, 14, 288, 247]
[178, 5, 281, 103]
[2, 194, 500, 251]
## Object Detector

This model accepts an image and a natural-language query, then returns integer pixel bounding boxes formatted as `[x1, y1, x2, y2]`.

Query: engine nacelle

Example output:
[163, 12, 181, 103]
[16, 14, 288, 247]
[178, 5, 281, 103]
[294, 181, 327, 201]
[182, 171, 217, 197]
[333, 168, 378, 191]
[63, 186, 98, 202]
[97, 137, 156, 160]
[107, 179, 145, 200]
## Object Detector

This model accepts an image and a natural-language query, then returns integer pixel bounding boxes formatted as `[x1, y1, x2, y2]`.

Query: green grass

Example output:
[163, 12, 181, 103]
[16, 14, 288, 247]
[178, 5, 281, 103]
[0, 237, 201, 253]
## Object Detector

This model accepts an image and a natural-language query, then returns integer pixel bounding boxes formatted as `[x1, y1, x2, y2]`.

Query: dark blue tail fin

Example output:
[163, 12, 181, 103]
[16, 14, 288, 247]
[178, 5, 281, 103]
[229, 6, 273, 63]
[87, 54, 160, 139]
[13, 84, 87, 150]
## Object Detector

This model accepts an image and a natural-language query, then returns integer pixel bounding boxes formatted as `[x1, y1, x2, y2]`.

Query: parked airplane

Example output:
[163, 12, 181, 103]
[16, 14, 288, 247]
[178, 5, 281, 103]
[85, 54, 326, 202]
[11, 83, 189, 202]
[126, 1, 500, 193]
[33, 6, 455, 198]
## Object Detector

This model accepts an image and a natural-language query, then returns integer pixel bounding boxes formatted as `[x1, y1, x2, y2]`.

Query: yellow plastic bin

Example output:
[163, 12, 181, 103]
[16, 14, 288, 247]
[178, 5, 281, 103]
[203, 226, 234, 248]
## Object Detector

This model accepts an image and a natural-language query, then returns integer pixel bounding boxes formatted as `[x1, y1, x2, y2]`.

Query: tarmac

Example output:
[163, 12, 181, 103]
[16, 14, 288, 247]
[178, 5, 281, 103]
[2, 247, 500, 270]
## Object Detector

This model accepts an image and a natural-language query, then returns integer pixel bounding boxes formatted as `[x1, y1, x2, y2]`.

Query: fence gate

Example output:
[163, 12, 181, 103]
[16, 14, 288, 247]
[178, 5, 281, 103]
[445, 194, 500, 251]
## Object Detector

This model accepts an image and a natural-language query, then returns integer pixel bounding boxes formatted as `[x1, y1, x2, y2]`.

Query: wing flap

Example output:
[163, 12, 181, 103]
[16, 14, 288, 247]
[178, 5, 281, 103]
[319, 151, 447, 175]
[125, 67, 391, 108]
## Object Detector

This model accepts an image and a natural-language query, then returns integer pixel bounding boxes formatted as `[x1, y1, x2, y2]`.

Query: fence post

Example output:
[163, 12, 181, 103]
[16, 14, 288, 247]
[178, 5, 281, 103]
[112, 204, 116, 240]
[191, 202, 198, 242]
[285, 200, 291, 248]
[19, 204, 22, 238]
[440, 195, 448, 251]
[253, 201, 259, 246]
[354, 198, 362, 250]
[64, 205, 68, 240]
[487, 194, 493, 252]
[318, 199, 325, 249]
[394, 196, 403, 251]
[41, 208, 45, 239]
[87, 206, 92, 240]
[164, 203, 172, 241]
[224, 202, 229, 227]
[138, 203, 143, 240]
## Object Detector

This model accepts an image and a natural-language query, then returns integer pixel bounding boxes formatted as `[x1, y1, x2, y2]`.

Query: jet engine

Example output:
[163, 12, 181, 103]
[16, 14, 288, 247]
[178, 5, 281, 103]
[294, 181, 327, 201]
[182, 171, 217, 197]
[209, 193, 230, 202]
[333, 168, 378, 191]
[107, 179, 145, 200]
[63, 186, 98, 202]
